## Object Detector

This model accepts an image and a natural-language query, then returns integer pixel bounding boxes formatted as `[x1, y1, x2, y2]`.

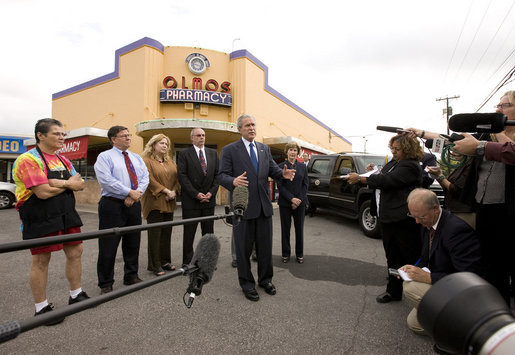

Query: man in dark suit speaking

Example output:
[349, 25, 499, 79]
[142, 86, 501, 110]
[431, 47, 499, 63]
[177, 127, 219, 266]
[399, 188, 483, 335]
[219, 114, 296, 301]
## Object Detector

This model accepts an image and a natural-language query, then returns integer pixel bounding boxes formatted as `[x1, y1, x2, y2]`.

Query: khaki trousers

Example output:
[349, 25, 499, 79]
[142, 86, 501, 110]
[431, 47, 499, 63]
[403, 280, 432, 335]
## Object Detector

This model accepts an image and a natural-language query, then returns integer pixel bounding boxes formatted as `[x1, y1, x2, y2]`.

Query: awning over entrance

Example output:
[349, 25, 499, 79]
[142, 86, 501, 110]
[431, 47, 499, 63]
[24, 127, 109, 160]
[56, 136, 89, 160]
[136, 118, 239, 147]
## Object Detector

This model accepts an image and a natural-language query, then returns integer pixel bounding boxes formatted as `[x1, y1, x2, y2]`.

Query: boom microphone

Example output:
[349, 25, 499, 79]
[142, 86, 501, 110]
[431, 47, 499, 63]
[232, 186, 249, 221]
[186, 234, 220, 308]
[449, 112, 513, 133]
[376, 126, 405, 133]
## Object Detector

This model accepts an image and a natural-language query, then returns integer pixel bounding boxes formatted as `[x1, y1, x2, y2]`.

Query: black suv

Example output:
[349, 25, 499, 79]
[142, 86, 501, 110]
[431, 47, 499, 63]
[306, 153, 443, 238]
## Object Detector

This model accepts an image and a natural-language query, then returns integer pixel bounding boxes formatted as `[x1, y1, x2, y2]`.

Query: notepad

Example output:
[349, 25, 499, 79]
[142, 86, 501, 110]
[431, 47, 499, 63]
[399, 267, 430, 281]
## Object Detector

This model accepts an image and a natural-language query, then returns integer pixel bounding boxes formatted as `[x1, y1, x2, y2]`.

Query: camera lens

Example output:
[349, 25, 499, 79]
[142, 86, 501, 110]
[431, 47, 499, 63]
[418, 272, 515, 354]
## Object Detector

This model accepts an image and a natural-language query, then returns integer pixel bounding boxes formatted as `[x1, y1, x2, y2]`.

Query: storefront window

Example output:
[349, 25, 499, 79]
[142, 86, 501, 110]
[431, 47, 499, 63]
[0, 160, 14, 182]
[70, 144, 110, 180]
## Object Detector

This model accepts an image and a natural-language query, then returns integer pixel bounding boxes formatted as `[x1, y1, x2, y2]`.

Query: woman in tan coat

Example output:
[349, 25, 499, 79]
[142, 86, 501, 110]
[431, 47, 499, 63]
[141, 134, 180, 276]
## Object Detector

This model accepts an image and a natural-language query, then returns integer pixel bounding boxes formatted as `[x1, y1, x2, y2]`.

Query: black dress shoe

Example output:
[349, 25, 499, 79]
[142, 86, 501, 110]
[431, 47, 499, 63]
[243, 288, 260, 301]
[376, 292, 401, 303]
[100, 285, 113, 294]
[433, 343, 455, 354]
[259, 282, 277, 295]
[34, 303, 65, 326]
[68, 291, 90, 305]
[123, 276, 143, 285]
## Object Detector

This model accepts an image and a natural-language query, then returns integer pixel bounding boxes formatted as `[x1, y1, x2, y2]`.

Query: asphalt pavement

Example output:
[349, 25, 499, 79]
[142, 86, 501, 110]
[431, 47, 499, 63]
[0, 204, 434, 354]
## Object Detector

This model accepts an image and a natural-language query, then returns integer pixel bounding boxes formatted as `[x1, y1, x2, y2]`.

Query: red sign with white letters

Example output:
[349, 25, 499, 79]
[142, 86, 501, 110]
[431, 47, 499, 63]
[28, 136, 89, 160]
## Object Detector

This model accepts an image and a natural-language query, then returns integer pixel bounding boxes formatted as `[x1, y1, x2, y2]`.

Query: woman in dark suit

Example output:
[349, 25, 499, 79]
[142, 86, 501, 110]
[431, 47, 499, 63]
[347, 134, 423, 303]
[277, 142, 309, 263]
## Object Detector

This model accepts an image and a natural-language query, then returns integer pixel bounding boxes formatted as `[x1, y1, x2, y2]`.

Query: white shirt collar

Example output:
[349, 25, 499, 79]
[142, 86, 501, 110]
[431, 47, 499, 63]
[431, 207, 442, 230]
[193, 145, 203, 155]
[241, 137, 254, 148]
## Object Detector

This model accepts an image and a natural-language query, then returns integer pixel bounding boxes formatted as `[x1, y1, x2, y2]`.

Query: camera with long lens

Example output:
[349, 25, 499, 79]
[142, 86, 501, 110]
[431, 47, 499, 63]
[418, 272, 515, 354]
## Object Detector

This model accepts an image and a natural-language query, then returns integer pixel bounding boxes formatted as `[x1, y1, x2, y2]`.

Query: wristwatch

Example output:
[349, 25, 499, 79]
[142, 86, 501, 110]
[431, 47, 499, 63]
[436, 175, 445, 183]
[476, 141, 487, 155]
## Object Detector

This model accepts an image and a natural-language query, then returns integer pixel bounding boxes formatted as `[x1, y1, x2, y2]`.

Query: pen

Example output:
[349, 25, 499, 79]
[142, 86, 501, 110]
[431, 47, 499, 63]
[414, 258, 421, 266]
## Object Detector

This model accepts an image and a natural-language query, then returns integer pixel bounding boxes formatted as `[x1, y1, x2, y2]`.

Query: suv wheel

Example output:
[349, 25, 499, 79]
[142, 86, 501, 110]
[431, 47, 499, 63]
[0, 191, 15, 210]
[358, 200, 381, 239]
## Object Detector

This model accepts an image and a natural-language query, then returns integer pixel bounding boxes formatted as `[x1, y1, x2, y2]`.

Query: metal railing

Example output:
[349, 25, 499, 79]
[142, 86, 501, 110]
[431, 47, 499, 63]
[0, 212, 233, 344]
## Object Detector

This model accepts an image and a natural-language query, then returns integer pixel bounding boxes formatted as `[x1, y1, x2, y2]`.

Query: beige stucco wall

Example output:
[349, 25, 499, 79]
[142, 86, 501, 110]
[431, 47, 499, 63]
[52, 44, 166, 153]
[52, 38, 350, 155]
[51, 38, 352, 205]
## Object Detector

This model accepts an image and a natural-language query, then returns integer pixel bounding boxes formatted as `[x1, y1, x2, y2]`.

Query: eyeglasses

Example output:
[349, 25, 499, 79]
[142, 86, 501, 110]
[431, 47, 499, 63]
[494, 103, 513, 110]
[193, 134, 205, 137]
[50, 132, 67, 137]
[116, 134, 132, 139]
[407, 213, 429, 220]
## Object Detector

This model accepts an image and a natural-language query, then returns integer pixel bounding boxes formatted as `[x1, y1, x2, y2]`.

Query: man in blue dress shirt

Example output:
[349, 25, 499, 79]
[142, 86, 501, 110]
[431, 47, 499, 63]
[94, 126, 149, 294]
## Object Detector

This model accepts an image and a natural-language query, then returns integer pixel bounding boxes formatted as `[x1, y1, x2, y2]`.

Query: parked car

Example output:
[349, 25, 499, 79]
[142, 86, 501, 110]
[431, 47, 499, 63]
[0, 181, 16, 210]
[306, 153, 444, 238]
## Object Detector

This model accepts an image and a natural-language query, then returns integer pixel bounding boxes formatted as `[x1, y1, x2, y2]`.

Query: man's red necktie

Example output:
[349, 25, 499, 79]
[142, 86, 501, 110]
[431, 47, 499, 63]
[429, 227, 435, 249]
[199, 149, 207, 176]
[122, 151, 138, 190]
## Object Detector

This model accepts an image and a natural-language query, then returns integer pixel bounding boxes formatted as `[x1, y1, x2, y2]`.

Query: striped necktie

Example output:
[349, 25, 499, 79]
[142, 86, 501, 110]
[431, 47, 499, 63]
[122, 151, 138, 190]
[199, 149, 207, 175]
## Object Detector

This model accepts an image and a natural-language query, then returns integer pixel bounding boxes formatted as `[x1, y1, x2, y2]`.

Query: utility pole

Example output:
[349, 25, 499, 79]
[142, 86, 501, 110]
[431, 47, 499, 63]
[436, 95, 460, 134]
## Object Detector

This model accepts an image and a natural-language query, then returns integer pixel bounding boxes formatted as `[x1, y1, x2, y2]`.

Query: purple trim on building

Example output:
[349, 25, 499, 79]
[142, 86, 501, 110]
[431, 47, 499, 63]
[52, 37, 165, 100]
[230, 50, 350, 144]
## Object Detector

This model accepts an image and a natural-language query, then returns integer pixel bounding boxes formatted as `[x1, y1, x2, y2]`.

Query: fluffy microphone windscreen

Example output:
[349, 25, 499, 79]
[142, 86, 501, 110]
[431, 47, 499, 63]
[449, 113, 506, 133]
[189, 234, 220, 283]
[233, 185, 249, 212]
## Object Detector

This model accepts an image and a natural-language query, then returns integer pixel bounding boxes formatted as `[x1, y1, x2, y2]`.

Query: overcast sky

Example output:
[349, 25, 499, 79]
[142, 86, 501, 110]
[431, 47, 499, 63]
[1, 0, 515, 154]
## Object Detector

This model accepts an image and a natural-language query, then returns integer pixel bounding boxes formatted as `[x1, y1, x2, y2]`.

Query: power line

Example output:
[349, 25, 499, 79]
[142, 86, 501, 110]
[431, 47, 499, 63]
[453, 0, 494, 84]
[485, 45, 515, 85]
[467, 0, 515, 83]
[483, 8, 515, 85]
[443, 0, 476, 85]
[476, 63, 515, 111]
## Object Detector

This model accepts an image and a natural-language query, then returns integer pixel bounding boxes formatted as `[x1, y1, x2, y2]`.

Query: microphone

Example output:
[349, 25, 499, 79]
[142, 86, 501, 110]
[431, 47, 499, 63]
[425, 133, 464, 149]
[232, 186, 249, 221]
[376, 126, 406, 133]
[186, 234, 220, 308]
[449, 112, 513, 133]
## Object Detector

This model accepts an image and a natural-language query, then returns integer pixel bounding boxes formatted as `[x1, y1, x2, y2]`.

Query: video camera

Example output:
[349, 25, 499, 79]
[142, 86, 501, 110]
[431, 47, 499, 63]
[418, 272, 515, 354]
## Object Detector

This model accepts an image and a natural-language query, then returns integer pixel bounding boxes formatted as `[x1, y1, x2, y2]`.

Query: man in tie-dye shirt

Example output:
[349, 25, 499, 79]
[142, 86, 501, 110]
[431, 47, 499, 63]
[12, 118, 89, 325]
